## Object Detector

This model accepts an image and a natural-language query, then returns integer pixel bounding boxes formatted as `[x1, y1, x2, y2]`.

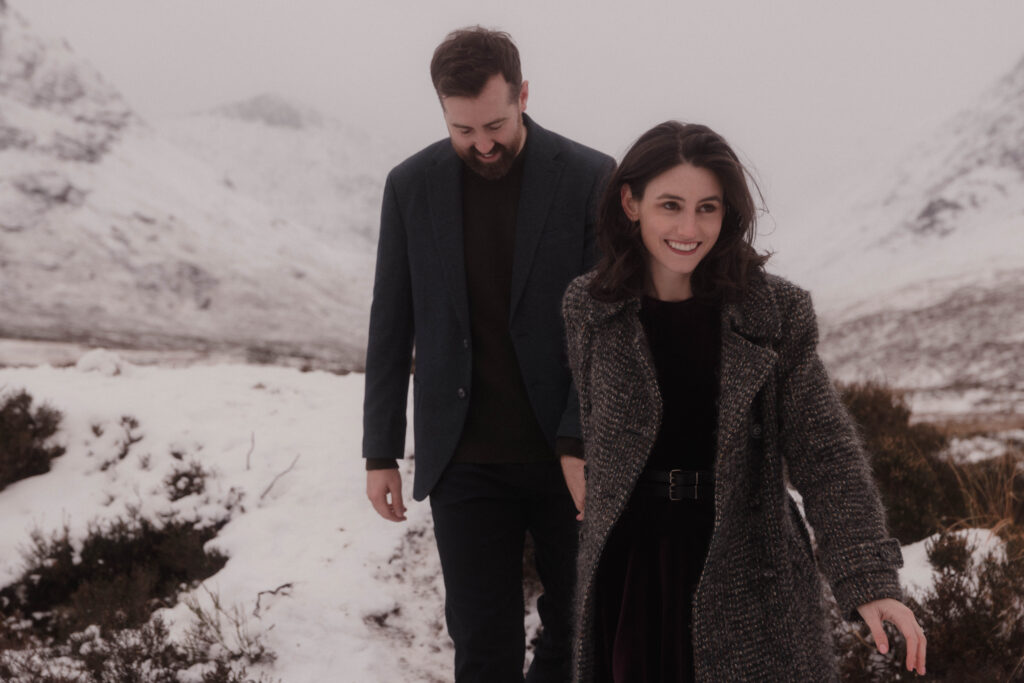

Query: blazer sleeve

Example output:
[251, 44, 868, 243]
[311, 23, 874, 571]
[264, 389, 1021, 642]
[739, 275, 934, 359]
[362, 173, 415, 463]
[776, 287, 904, 619]
[555, 158, 613, 446]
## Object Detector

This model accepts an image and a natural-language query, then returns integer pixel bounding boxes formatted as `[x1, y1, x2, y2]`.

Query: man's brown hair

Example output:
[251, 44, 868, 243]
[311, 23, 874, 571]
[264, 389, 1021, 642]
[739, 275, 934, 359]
[430, 26, 522, 102]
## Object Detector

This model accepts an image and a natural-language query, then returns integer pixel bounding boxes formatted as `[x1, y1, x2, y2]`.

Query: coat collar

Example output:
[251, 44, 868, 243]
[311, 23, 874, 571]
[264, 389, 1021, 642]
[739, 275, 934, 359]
[722, 272, 782, 343]
[577, 270, 782, 344]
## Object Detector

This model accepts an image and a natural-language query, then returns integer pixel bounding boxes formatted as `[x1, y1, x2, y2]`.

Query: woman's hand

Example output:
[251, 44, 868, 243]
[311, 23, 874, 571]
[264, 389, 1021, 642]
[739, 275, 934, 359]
[559, 455, 585, 521]
[856, 598, 926, 675]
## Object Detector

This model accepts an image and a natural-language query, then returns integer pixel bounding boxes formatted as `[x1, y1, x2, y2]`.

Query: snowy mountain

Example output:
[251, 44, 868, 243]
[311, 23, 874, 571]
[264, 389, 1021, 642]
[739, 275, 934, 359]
[783, 55, 1024, 419]
[0, 6, 373, 369]
[160, 93, 391, 253]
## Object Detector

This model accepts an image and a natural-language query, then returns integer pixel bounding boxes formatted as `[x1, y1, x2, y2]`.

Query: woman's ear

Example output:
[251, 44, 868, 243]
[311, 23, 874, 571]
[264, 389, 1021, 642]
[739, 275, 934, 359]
[620, 184, 639, 221]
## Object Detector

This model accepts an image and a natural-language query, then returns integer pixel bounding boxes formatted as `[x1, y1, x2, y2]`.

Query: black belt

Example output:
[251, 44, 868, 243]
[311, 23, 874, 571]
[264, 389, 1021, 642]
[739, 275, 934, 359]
[637, 469, 714, 501]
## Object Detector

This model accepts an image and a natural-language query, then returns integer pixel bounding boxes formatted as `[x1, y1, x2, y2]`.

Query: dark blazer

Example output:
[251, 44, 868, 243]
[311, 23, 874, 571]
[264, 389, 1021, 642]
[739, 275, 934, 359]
[363, 116, 614, 501]
[562, 271, 904, 682]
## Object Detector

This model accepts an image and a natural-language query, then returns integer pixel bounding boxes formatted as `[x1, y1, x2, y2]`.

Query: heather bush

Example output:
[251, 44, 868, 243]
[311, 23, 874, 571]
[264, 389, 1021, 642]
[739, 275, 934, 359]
[165, 460, 209, 501]
[0, 509, 227, 641]
[0, 612, 278, 683]
[838, 529, 1024, 682]
[0, 509, 276, 682]
[0, 389, 65, 491]
[839, 382, 954, 543]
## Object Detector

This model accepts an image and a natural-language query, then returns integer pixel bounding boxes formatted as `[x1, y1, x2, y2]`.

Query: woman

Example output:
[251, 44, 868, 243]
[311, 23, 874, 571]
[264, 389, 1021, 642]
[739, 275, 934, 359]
[560, 122, 926, 682]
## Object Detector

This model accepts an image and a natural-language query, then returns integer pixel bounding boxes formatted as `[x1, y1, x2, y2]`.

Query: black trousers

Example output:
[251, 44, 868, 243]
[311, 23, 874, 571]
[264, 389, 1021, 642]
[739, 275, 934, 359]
[430, 461, 578, 683]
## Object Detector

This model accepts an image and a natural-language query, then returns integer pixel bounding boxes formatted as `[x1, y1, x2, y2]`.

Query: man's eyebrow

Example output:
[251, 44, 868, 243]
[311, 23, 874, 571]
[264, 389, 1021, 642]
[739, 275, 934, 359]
[452, 117, 507, 130]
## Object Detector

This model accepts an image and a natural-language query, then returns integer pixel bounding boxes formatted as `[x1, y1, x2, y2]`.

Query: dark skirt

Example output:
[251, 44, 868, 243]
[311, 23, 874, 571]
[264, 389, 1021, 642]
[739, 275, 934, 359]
[594, 491, 715, 683]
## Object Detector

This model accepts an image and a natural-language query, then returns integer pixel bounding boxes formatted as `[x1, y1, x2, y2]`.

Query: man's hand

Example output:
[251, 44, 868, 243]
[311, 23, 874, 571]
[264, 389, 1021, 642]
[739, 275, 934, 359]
[367, 469, 407, 522]
[856, 598, 926, 675]
[559, 455, 585, 521]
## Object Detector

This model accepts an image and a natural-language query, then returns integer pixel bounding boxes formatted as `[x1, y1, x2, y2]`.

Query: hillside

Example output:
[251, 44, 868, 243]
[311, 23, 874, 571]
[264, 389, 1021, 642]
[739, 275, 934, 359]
[783, 55, 1024, 420]
[0, 6, 373, 369]
[160, 94, 390, 253]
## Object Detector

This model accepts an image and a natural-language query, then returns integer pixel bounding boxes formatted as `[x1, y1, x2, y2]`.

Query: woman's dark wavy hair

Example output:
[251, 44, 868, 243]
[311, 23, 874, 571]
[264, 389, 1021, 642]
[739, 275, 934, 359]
[589, 121, 769, 303]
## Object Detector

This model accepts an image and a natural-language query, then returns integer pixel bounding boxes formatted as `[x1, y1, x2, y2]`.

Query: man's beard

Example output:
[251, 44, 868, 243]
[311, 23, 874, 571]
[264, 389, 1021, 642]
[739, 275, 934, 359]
[458, 125, 524, 180]
[459, 142, 517, 180]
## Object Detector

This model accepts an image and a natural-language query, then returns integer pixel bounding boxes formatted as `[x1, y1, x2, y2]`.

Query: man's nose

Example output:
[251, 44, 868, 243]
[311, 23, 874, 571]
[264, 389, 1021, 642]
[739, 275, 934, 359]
[473, 137, 495, 155]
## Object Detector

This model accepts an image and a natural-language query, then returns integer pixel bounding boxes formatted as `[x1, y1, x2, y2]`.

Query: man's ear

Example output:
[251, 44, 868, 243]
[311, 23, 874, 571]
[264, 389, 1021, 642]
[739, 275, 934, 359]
[620, 184, 638, 221]
[518, 80, 529, 113]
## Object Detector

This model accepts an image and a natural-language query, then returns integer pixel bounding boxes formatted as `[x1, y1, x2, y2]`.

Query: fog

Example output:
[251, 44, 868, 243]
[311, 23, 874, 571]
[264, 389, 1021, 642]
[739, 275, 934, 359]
[13, 0, 1024, 246]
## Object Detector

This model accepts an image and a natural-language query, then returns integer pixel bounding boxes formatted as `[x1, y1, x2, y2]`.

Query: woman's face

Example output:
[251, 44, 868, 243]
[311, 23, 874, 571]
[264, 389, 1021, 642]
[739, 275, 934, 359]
[621, 163, 724, 301]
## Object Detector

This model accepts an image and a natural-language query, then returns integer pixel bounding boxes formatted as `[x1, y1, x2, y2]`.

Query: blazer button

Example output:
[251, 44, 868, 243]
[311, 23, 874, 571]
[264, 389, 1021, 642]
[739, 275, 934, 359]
[751, 423, 764, 439]
[457, 387, 467, 399]
[462, 338, 470, 349]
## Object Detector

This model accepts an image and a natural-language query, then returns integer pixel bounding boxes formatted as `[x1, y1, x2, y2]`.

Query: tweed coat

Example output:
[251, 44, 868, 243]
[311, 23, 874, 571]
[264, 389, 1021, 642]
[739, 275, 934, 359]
[562, 270, 904, 682]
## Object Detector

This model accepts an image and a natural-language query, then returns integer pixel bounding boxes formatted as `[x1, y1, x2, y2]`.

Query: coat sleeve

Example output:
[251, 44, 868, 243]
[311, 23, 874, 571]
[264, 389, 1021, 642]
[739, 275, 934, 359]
[776, 286, 904, 619]
[362, 173, 415, 464]
[560, 277, 594, 449]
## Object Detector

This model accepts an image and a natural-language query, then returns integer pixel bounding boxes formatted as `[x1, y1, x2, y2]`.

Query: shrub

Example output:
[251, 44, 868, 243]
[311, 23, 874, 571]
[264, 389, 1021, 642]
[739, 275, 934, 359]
[0, 510, 227, 641]
[165, 460, 209, 501]
[838, 529, 1024, 681]
[839, 382, 953, 543]
[0, 510, 277, 682]
[0, 389, 65, 491]
[0, 612, 278, 683]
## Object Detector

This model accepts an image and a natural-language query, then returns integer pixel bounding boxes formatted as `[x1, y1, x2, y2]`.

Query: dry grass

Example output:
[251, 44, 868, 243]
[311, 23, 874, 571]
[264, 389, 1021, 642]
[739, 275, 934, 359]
[931, 413, 1024, 438]
[947, 451, 1024, 534]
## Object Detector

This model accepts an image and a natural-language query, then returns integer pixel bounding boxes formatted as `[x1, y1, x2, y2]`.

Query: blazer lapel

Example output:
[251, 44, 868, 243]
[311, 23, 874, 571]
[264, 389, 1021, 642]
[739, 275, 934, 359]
[509, 119, 563, 320]
[426, 150, 471, 335]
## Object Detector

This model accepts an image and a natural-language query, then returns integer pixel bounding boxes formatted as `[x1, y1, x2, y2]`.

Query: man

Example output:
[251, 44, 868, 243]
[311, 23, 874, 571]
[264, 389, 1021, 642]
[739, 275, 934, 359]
[362, 27, 613, 683]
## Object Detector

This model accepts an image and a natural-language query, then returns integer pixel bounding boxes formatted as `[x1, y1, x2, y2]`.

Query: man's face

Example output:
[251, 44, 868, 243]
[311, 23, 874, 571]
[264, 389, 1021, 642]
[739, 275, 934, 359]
[441, 74, 529, 180]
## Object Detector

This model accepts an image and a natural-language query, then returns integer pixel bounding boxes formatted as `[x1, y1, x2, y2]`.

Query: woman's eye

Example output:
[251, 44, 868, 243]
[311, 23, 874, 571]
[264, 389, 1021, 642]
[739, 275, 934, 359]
[699, 204, 718, 213]
[661, 201, 679, 210]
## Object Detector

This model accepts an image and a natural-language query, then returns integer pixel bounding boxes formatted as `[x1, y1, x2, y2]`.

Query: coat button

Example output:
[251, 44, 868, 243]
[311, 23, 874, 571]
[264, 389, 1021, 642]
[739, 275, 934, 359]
[462, 338, 470, 349]
[457, 387, 467, 399]
[751, 423, 763, 439]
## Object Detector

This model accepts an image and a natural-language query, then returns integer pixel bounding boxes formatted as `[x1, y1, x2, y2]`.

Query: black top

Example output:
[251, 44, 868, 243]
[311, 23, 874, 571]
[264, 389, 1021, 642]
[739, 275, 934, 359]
[639, 295, 721, 472]
[451, 139, 552, 464]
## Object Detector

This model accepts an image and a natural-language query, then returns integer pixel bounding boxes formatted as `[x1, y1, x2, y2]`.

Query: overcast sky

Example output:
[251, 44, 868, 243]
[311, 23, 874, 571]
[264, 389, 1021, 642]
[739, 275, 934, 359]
[12, 0, 1024, 248]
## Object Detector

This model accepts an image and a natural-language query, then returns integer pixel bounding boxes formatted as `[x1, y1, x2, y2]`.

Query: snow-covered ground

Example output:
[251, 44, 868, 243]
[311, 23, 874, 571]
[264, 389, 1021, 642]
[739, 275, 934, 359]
[0, 352, 454, 682]
[1, 350, 1005, 682]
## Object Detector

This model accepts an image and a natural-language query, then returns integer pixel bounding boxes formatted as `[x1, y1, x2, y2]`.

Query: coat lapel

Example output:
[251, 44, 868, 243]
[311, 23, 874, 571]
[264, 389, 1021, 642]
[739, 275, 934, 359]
[509, 118, 563, 320]
[426, 149, 471, 335]
[716, 281, 781, 457]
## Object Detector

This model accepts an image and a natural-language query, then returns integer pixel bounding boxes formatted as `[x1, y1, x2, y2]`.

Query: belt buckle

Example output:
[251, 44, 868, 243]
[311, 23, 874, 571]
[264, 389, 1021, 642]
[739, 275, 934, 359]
[668, 469, 700, 501]
[668, 469, 682, 501]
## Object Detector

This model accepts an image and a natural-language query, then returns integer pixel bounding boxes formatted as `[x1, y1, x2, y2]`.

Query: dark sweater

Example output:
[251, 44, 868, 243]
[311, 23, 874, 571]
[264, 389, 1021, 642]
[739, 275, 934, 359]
[452, 141, 553, 463]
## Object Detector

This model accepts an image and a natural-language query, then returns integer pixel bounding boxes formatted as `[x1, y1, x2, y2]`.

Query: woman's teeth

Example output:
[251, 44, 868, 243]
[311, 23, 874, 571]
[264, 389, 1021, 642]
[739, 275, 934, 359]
[667, 240, 698, 252]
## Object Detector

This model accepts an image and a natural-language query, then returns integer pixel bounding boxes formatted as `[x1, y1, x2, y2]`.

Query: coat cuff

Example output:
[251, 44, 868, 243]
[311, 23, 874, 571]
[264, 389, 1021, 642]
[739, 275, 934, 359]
[365, 458, 400, 471]
[832, 569, 905, 621]
[824, 538, 905, 618]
